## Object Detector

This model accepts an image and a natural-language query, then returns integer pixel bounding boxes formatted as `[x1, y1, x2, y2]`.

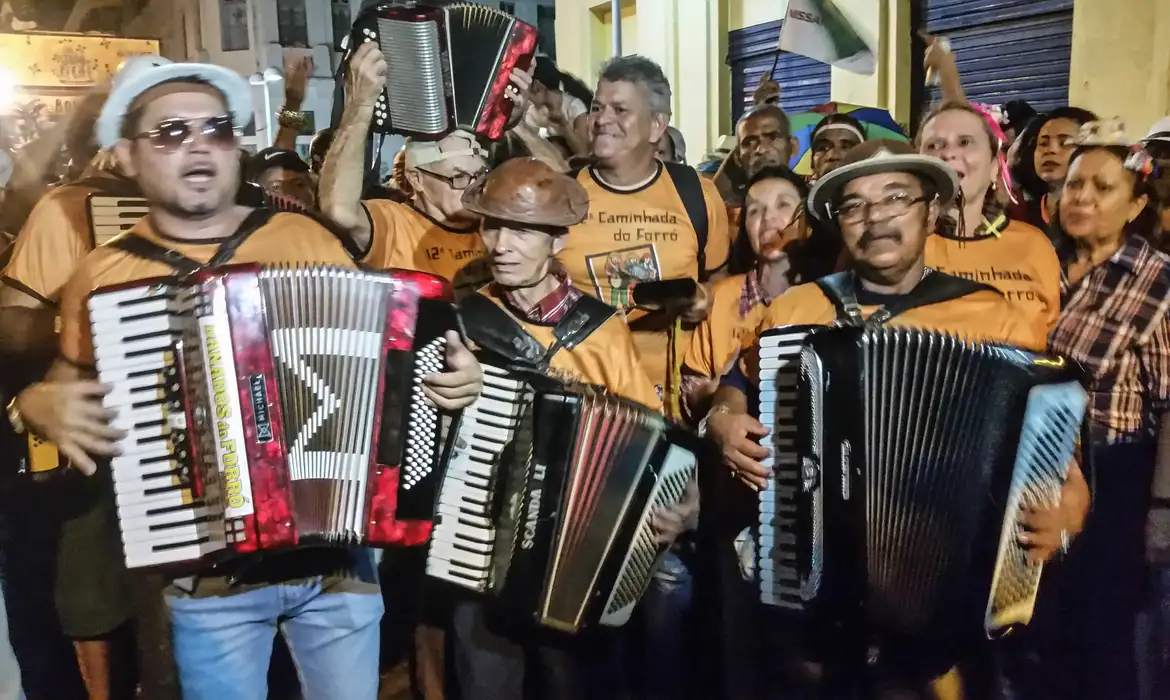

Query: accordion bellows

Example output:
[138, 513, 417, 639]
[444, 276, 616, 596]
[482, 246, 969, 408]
[755, 325, 1086, 649]
[354, 3, 538, 140]
[89, 265, 457, 568]
[427, 364, 697, 632]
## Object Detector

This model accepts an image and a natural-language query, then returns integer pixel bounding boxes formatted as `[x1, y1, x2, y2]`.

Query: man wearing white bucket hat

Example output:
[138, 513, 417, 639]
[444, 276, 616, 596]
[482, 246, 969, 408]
[9, 55, 485, 700]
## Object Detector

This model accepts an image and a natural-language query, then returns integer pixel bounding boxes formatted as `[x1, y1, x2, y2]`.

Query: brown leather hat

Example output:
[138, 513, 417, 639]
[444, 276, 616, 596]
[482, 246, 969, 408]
[461, 157, 589, 228]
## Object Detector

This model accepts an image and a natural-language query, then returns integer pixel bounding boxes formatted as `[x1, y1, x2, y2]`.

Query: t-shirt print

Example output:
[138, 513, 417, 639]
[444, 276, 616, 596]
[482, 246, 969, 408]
[584, 244, 664, 308]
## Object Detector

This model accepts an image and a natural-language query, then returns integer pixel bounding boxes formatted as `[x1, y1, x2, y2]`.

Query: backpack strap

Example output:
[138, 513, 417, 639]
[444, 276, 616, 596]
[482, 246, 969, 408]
[816, 270, 1000, 327]
[107, 207, 277, 276]
[458, 293, 549, 372]
[662, 161, 712, 280]
[543, 295, 619, 362]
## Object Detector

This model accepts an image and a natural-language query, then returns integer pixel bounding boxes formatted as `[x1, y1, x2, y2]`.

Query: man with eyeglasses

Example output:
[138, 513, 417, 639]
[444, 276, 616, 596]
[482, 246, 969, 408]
[699, 140, 1086, 697]
[319, 42, 532, 298]
[6, 56, 485, 700]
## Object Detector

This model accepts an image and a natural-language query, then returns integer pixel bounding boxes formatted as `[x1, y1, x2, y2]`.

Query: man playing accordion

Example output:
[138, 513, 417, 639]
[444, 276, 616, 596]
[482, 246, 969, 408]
[702, 140, 1091, 698]
[447, 157, 695, 700]
[7, 57, 485, 700]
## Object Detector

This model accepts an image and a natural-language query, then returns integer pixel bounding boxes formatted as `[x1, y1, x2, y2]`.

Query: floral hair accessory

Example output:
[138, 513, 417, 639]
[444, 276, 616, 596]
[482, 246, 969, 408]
[970, 102, 1017, 204]
[1124, 145, 1156, 178]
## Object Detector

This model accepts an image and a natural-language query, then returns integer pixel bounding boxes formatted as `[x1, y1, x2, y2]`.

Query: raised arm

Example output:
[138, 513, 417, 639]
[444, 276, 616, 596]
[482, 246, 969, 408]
[272, 56, 313, 152]
[317, 42, 386, 254]
[920, 30, 966, 104]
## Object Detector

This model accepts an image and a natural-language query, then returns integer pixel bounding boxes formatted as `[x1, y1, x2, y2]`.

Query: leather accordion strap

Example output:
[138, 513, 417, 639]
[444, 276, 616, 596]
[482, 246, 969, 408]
[543, 295, 617, 361]
[459, 293, 549, 372]
[815, 269, 999, 328]
[107, 207, 276, 276]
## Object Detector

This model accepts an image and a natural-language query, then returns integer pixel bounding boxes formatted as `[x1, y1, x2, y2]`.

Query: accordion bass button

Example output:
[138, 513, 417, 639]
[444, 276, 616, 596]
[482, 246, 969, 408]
[800, 457, 820, 492]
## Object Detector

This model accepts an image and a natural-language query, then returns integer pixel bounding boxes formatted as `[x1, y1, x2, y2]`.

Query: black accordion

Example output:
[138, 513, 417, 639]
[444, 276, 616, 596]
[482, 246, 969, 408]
[754, 326, 1086, 648]
[425, 363, 697, 633]
[352, 3, 538, 140]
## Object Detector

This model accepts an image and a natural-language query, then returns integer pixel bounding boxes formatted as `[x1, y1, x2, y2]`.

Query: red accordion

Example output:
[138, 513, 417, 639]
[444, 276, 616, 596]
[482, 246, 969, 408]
[89, 265, 457, 568]
[352, 2, 538, 140]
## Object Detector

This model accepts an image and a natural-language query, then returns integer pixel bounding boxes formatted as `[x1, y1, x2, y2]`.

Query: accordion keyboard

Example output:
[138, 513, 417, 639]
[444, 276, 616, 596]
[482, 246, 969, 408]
[88, 195, 149, 247]
[985, 379, 1084, 634]
[90, 283, 226, 568]
[757, 327, 820, 609]
[427, 364, 531, 589]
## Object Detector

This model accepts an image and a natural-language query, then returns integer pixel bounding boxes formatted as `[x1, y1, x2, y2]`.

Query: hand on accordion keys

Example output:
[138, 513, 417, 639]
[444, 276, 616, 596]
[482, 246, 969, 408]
[421, 331, 484, 411]
[651, 477, 700, 544]
[1018, 455, 1090, 564]
[16, 379, 125, 476]
[707, 406, 772, 491]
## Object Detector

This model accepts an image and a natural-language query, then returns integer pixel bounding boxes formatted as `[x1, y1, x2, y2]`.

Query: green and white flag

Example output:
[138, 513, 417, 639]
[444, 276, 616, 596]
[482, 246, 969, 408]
[778, 0, 876, 75]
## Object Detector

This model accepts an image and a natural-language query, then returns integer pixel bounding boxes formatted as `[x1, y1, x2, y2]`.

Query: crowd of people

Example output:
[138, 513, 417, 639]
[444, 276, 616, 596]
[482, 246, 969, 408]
[0, 15, 1168, 700]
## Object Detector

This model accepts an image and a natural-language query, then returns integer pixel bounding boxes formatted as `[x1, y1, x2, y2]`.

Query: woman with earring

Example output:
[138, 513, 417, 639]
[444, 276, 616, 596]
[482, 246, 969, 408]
[1041, 127, 1169, 700]
[917, 101, 1063, 343]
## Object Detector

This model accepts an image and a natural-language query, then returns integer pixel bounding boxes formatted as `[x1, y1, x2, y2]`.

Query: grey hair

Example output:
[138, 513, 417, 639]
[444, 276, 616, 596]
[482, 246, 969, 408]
[598, 55, 673, 118]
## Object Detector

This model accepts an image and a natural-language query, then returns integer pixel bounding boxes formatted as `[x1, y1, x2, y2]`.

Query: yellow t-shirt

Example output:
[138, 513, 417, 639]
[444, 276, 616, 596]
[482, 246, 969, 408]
[753, 280, 1046, 354]
[362, 199, 491, 298]
[682, 273, 770, 379]
[924, 220, 1061, 339]
[477, 286, 662, 411]
[3, 172, 137, 302]
[59, 211, 355, 366]
[557, 163, 731, 387]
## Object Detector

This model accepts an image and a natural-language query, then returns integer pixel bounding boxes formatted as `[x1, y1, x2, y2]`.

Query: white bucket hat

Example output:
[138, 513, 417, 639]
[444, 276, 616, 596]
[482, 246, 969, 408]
[96, 56, 253, 149]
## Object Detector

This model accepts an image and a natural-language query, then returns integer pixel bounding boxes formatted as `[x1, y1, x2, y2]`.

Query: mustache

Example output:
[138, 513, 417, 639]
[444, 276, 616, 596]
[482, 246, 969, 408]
[858, 228, 902, 248]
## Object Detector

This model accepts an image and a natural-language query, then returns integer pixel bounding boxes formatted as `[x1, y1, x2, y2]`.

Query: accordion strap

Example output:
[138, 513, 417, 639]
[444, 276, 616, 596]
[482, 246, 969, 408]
[107, 207, 276, 276]
[459, 293, 617, 371]
[816, 269, 999, 327]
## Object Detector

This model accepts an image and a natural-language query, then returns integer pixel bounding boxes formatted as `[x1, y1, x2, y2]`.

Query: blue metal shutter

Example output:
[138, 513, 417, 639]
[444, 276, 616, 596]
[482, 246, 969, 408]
[925, 0, 1074, 113]
[728, 20, 831, 124]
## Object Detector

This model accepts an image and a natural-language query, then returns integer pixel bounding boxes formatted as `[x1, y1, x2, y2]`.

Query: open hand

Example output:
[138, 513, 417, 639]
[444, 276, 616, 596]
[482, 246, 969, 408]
[423, 331, 484, 411]
[752, 69, 781, 106]
[17, 380, 125, 476]
[708, 409, 771, 490]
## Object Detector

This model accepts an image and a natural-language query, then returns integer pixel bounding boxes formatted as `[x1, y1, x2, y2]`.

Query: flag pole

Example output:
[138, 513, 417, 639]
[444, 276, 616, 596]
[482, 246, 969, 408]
[611, 0, 622, 56]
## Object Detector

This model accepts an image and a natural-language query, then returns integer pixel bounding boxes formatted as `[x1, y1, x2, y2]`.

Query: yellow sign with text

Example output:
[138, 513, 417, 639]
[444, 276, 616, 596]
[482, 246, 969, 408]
[0, 32, 159, 89]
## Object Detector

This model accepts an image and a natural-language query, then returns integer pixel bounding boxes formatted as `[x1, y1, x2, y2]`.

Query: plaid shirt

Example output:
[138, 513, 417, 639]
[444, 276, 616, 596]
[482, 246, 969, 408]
[1049, 235, 1170, 443]
[499, 267, 582, 324]
[738, 267, 780, 318]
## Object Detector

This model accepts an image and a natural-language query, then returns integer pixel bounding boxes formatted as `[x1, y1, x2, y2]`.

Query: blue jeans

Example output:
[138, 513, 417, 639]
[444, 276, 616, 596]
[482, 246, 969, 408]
[165, 553, 383, 700]
[0, 577, 24, 700]
[632, 549, 695, 700]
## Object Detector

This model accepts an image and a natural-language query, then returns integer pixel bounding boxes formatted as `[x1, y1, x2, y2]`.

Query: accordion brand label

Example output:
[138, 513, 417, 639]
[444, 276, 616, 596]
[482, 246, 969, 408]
[198, 314, 255, 519]
[521, 461, 547, 550]
[840, 439, 851, 501]
[248, 375, 273, 443]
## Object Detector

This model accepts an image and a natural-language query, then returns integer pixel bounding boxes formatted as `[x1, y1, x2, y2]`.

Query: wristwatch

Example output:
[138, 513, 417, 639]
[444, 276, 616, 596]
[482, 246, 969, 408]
[697, 404, 730, 439]
[7, 396, 25, 434]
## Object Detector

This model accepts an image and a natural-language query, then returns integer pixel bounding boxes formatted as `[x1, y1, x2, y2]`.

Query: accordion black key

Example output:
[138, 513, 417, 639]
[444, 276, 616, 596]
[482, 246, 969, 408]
[87, 194, 149, 247]
[352, 3, 538, 140]
[89, 265, 457, 568]
[426, 365, 697, 632]
[754, 325, 1086, 646]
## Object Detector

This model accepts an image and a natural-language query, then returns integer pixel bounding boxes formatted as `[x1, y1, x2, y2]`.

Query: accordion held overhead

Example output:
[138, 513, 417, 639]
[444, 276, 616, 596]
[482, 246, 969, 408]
[89, 265, 458, 568]
[426, 364, 697, 633]
[353, 3, 538, 140]
[754, 325, 1086, 648]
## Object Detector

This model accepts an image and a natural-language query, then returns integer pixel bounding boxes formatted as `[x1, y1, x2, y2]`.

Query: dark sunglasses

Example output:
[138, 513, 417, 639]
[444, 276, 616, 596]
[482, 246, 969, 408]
[133, 115, 239, 153]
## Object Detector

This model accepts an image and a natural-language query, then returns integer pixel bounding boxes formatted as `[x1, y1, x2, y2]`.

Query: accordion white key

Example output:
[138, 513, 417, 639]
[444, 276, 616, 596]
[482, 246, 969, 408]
[89, 264, 458, 568]
[427, 369, 698, 632]
[754, 325, 1087, 645]
[87, 194, 149, 247]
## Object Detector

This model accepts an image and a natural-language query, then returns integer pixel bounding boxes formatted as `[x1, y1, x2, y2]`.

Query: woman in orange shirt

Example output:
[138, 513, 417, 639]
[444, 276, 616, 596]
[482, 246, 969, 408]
[918, 102, 1062, 341]
[681, 165, 837, 421]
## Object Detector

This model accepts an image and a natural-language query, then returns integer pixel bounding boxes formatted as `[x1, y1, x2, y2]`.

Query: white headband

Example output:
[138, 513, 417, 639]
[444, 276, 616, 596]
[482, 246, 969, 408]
[814, 122, 865, 143]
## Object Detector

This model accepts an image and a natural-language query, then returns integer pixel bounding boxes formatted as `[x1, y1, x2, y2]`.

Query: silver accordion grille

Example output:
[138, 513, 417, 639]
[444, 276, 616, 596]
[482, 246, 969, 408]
[374, 17, 448, 136]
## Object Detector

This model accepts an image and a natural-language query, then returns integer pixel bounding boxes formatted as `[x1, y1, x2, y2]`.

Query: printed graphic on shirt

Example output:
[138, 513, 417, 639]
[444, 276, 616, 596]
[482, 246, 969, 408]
[584, 244, 662, 308]
[928, 263, 1038, 303]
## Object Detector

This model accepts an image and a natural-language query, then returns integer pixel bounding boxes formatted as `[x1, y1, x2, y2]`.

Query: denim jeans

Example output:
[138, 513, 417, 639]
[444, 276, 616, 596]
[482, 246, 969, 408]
[630, 549, 695, 700]
[165, 552, 383, 700]
[0, 577, 24, 700]
[1138, 566, 1170, 700]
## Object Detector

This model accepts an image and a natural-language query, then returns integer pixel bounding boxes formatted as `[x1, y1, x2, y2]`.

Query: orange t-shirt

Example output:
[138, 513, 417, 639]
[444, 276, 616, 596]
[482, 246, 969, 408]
[477, 286, 661, 410]
[557, 164, 731, 386]
[682, 273, 769, 379]
[362, 199, 491, 298]
[925, 220, 1061, 339]
[752, 280, 1046, 355]
[3, 172, 136, 302]
[58, 211, 355, 366]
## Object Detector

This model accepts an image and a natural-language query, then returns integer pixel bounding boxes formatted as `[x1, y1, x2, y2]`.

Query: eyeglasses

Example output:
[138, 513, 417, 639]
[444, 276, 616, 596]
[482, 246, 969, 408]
[133, 115, 239, 153]
[835, 193, 929, 224]
[419, 166, 489, 190]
